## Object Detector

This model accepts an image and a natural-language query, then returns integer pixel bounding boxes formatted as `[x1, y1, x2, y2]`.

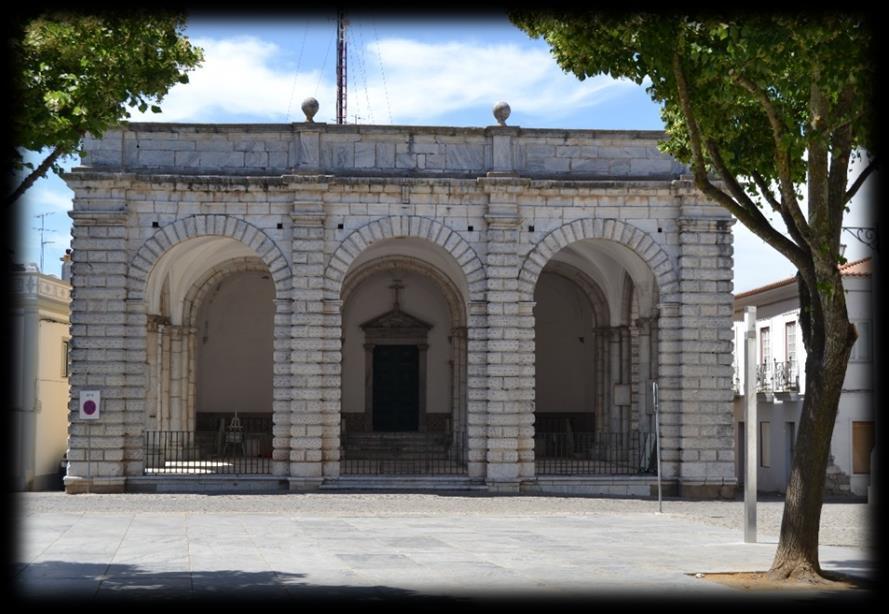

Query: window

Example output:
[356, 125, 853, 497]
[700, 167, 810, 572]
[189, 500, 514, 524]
[760, 421, 771, 468]
[852, 421, 874, 474]
[61, 339, 70, 378]
[850, 321, 872, 362]
[785, 321, 796, 366]
[760, 327, 771, 367]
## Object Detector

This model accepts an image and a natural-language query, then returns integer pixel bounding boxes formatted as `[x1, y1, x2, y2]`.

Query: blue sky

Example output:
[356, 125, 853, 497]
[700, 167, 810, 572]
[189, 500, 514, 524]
[12, 12, 876, 291]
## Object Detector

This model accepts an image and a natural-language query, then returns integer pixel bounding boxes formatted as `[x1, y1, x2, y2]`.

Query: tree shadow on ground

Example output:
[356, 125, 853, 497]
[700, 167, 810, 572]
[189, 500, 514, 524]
[11, 560, 465, 604]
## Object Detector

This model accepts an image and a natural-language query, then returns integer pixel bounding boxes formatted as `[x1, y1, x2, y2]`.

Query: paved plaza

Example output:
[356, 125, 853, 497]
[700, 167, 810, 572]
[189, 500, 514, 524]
[12, 492, 876, 602]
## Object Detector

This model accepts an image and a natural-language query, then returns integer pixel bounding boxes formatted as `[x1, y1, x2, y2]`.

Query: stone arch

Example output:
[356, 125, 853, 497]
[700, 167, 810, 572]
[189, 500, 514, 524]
[128, 214, 292, 302]
[323, 216, 485, 303]
[517, 218, 678, 303]
[539, 260, 610, 328]
[338, 254, 470, 439]
[341, 255, 467, 331]
[182, 257, 270, 330]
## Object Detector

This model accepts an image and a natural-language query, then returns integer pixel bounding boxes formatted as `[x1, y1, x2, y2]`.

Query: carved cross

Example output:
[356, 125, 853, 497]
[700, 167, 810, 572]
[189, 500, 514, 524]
[389, 278, 405, 310]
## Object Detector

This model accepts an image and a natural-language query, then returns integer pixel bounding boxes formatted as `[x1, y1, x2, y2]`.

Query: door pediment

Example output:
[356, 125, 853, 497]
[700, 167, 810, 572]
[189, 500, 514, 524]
[360, 308, 432, 341]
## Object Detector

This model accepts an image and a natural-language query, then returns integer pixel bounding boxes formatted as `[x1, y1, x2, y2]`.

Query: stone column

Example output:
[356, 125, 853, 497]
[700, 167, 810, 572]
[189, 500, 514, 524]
[65, 207, 130, 493]
[656, 301, 682, 490]
[168, 325, 185, 432]
[271, 296, 293, 476]
[621, 324, 632, 437]
[320, 299, 342, 478]
[636, 317, 654, 435]
[145, 316, 159, 430]
[450, 326, 468, 441]
[286, 196, 328, 489]
[185, 326, 197, 433]
[13, 273, 39, 490]
[466, 301, 488, 479]
[676, 210, 737, 498]
[481, 178, 533, 492]
[593, 327, 607, 433]
[159, 323, 171, 432]
[608, 327, 622, 434]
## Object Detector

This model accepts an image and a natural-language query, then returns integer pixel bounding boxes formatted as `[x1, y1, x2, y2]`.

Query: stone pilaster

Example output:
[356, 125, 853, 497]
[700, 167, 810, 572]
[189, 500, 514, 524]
[272, 296, 293, 477]
[320, 298, 343, 478]
[636, 317, 655, 434]
[287, 198, 328, 488]
[655, 301, 682, 490]
[65, 206, 130, 493]
[466, 301, 488, 480]
[481, 179, 533, 491]
[676, 209, 736, 498]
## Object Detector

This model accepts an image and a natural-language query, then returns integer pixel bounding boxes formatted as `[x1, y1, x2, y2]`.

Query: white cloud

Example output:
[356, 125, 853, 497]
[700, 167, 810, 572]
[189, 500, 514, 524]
[130, 35, 639, 125]
[356, 38, 636, 125]
[130, 36, 328, 122]
[22, 181, 74, 213]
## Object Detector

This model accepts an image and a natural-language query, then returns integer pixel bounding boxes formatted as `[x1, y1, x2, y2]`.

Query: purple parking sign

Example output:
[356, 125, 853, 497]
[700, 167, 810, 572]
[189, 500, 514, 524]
[79, 391, 101, 420]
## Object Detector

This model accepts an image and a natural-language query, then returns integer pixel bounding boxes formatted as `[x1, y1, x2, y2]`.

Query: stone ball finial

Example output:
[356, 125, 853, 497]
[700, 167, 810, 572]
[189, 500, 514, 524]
[301, 97, 319, 123]
[493, 101, 511, 126]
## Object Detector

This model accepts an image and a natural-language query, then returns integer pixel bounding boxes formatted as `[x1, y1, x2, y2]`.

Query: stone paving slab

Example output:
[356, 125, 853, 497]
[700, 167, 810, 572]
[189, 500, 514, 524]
[12, 494, 875, 602]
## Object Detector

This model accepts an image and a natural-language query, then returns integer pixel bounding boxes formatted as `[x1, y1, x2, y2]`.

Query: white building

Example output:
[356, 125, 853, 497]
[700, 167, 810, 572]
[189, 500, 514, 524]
[731, 258, 874, 497]
[61, 111, 738, 497]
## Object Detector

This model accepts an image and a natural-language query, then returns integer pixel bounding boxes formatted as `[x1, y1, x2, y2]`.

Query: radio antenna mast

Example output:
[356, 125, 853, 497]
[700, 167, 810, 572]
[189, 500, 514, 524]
[336, 9, 347, 124]
[33, 212, 55, 272]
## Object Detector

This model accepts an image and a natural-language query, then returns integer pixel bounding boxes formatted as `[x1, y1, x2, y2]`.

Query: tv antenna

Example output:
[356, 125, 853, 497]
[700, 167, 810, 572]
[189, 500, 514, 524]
[33, 212, 55, 272]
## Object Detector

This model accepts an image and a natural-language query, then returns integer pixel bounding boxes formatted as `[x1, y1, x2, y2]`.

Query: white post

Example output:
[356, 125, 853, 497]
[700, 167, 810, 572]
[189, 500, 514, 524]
[652, 380, 662, 514]
[87, 421, 92, 495]
[744, 306, 758, 543]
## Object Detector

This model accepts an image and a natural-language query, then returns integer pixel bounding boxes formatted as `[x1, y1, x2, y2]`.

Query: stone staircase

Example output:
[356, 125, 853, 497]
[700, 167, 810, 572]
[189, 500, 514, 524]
[340, 432, 467, 475]
[341, 432, 454, 460]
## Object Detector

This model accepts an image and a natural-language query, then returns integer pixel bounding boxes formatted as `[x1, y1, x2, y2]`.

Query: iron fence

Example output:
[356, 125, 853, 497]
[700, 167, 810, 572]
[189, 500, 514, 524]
[534, 430, 655, 475]
[143, 430, 272, 475]
[756, 362, 772, 392]
[340, 431, 468, 475]
[772, 360, 799, 392]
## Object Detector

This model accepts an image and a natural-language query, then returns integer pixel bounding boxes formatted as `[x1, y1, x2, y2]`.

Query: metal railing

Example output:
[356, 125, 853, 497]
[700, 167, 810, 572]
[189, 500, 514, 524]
[144, 430, 272, 475]
[534, 431, 654, 475]
[340, 431, 468, 475]
[756, 360, 799, 394]
[772, 360, 799, 392]
[755, 362, 772, 392]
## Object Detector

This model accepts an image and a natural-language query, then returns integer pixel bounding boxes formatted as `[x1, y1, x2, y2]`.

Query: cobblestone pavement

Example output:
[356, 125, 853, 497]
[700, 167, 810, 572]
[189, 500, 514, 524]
[13, 492, 875, 602]
[16, 492, 874, 548]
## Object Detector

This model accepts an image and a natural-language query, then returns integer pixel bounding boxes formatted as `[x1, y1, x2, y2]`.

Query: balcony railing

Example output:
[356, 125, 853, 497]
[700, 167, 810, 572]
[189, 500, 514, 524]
[535, 430, 655, 476]
[144, 430, 272, 475]
[755, 362, 772, 392]
[340, 431, 468, 475]
[755, 360, 799, 394]
[772, 360, 800, 392]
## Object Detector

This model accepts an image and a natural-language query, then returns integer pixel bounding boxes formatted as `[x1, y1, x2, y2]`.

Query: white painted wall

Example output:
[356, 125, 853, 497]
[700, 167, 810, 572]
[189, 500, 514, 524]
[534, 272, 597, 413]
[195, 271, 274, 414]
[732, 269, 874, 496]
[341, 269, 452, 418]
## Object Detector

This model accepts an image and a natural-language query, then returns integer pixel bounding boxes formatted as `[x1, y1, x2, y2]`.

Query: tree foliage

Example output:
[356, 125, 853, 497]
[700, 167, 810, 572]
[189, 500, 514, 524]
[8, 11, 203, 205]
[511, 12, 876, 582]
[510, 14, 874, 271]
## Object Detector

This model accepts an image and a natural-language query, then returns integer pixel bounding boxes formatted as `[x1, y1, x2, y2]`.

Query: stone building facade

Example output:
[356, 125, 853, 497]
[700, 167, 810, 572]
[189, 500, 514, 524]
[63, 115, 736, 497]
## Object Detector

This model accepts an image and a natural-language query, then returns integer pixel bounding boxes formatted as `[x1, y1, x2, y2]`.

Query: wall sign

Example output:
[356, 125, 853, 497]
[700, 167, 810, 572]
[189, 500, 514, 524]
[79, 390, 101, 420]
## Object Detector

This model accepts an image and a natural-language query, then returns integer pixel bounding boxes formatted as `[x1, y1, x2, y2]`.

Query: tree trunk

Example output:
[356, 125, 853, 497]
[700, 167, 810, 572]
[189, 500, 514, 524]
[768, 270, 857, 582]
